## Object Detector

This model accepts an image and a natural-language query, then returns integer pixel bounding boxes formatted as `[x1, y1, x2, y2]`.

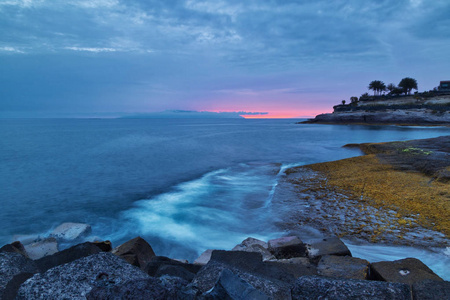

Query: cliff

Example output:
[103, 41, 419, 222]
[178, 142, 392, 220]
[303, 95, 450, 125]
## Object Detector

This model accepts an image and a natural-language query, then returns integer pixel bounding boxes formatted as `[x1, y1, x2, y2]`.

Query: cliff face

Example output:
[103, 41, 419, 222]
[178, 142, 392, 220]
[304, 96, 450, 125]
[310, 109, 449, 125]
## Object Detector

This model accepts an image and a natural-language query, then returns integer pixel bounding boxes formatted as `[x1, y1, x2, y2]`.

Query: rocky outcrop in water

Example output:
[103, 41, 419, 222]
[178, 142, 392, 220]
[1, 235, 448, 299]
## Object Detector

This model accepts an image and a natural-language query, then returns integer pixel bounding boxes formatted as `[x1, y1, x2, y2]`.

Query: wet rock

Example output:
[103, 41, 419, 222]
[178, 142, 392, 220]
[267, 236, 307, 259]
[318, 255, 369, 280]
[23, 237, 58, 260]
[50, 222, 92, 242]
[112, 236, 155, 269]
[233, 243, 275, 261]
[204, 269, 270, 300]
[0, 241, 28, 257]
[35, 242, 106, 272]
[210, 250, 317, 281]
[192, 261, 292, 299]
[145, 256, 201, 278]
[194, 249, 213, 265]
[291, 275, 411, 300]
[308, 236, 351, 259]
[412, 279, 450, 300]
[232, 237, 269, 250]
[210, 250, 263, 269]
[17, 252, 149, 299]
[0, 252, 38, 300]
[91, 240, 112, 252]
[370, 257, 443, 284]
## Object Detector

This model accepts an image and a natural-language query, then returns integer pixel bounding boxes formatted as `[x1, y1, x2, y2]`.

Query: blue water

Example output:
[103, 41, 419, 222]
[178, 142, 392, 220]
[1, 118, 449, 278]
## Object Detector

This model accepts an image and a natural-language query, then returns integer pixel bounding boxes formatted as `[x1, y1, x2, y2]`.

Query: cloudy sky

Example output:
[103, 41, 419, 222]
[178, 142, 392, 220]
[1, 0, 449, 118]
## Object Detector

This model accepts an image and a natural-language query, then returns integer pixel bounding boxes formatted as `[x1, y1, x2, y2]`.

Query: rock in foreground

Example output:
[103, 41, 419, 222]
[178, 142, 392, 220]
[17, 252, 149, 299]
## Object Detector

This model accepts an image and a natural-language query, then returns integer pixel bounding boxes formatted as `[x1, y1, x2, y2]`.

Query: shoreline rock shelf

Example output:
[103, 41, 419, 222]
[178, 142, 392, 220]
[1, 235, 448, 299]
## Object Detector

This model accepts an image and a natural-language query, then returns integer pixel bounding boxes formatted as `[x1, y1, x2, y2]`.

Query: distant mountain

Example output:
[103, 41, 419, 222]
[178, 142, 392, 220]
[121, 110, 268, 119]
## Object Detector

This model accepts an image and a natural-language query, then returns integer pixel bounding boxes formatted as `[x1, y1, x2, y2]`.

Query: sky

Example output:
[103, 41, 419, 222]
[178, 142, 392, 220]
[1, 0, 449, 118]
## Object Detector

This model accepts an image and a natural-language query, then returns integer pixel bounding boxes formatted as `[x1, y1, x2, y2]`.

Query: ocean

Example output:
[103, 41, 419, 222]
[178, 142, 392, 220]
[1, 118, 449, 278]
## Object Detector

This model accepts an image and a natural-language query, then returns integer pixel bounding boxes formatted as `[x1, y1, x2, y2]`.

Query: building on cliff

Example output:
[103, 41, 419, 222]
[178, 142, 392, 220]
[438, 81, 450, 92]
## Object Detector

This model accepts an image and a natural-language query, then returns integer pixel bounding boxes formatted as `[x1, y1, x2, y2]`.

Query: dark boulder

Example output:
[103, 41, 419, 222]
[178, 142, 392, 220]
[0, 252, 38, 300]
[145, 256, 202, 277]
[35, 241, 108, 272]
[267, 236, 307, 259]
[308, 236, 351, 260]
[318, 255, 370, 280]
[112, 236, 156, 269]
[210, 250, 317, 282]
[291, 276, 411, 299]
[87, 276, 194, 300]
[204, 269, 270, 300]
[192, 261, 292, 299]
[0, 241, 28, 257]
[233, 243, 275, 261]
[91, 240, 112, 252]
[412, 279, 450, 300]
[16, 252, 150, 299]
[370, 257, 443, 284]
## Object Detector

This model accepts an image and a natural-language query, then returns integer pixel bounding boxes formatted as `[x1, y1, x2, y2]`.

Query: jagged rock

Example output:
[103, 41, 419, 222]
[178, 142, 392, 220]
[112, 236, 155, 269]
[233, 243, 275, 261]
[16, 252, 150, 299]
[204, 269, 270, 300]
[308, 236, 351, 259]
[291, 276, 411, 299]
[0, 252, 38, 300]
[35, 242, 107, 272]
[192, 261, 292, 299]
[412, 279, 450, 300]
[268, 236, 307, 259]
[50, 222, 92, 241]
[91, 240, 112, 252]
[86, 276, 193, 300]
[23, 237, 58, 260]
[318, 255, 370, 280]
[194, 249, 213, 265]
[210, 250, 317, 280]
[232, 237, 269, 250]
[192, 250, 317, 299]
[0, 241, 28, 257]
[145, 256, 201, 278]
[370, 257, 443, 284]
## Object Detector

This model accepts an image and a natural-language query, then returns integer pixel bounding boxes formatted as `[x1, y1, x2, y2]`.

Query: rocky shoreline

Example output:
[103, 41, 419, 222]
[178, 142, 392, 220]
[1, 225, 449, 299]
[274, 136, 450, 249]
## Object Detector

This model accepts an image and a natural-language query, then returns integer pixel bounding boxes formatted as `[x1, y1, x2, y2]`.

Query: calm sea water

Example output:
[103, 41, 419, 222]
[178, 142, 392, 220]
[1, 118, 449, 278]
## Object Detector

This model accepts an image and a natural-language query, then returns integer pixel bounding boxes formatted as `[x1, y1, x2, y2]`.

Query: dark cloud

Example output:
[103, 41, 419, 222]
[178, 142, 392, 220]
[0, 0, 449, 117]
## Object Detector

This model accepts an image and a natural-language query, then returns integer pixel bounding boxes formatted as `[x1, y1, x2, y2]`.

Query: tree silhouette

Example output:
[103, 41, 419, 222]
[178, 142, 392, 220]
[387, 83, 397, 94]
[398, 77, 418, 95]
[368, 80, 387, 96]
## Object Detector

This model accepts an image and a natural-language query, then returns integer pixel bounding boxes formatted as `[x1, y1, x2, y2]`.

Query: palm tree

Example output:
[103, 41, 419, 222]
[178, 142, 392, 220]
[387, 83, 397, 94]
[368, 80, 387, 96]
[398, 77, 418, 95]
